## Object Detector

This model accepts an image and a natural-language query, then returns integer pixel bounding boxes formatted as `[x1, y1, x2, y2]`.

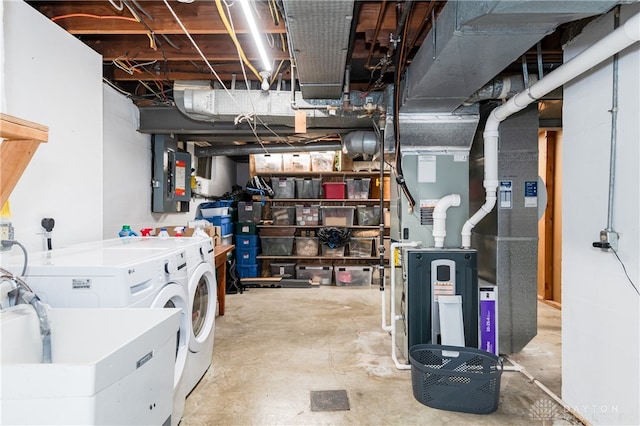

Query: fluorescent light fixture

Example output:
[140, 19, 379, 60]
[238, 0, 272, 72]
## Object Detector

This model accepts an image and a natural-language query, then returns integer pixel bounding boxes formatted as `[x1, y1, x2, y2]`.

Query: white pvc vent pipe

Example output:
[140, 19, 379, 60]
[385, 241, 421, 370]
[432, 194, 461, 248]
[461, 10, 640, 248]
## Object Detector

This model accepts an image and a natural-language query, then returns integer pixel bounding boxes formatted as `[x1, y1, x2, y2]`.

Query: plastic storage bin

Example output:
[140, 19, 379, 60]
[409, 344, 503, 414]
[254, 153, 282, 173]
[237, 201, 262, 223]
[295, 178, 321, 198]
[236, 235, 260, 248]
[295, 205, 320, 226]
[348, 237, 373, 257]
[346, 178, 371, 199]
[370, 176, 391, 200]
[270, 263, 296, 278]
[295, 237, 319, 256]
[321, 206, 355, 227]
[203, 215, 233, 236]
[296, 264, 333, 285]
[334, 265, 373, 286]
[236, 222, 258, 235]
[236, 263, 261, 278]
[283, 153, 311, 172]
[236, 247, 260, 265]
[260, 236, 294, 256]
[271, 177, 296, 199]
[322, 182, 346, 199]
[356, 205, 381, 226]
[321, 245, 345, 257]
[310, 151, 336, 172]
[271, 206, 296, 225]
[200, 205, 229, 216]
[221, 234, 233, 245]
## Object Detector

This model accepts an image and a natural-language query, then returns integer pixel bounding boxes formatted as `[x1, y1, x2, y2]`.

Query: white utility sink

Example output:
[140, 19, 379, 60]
[1, 305, 180, 425]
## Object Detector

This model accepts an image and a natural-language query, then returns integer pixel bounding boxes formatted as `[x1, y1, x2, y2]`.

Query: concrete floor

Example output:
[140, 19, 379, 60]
[182, 285, 576, 425]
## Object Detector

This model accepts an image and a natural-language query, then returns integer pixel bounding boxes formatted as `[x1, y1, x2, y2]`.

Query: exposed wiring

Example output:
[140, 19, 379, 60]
[130, 0, 155, 22]
[51, 13, 138, 23]
[160, 33, 181, 50]
[108, 0, 124, 12]
[0, 241, 28, 277]
[610, 246, 640, 296]
[215, 0, 263, 82]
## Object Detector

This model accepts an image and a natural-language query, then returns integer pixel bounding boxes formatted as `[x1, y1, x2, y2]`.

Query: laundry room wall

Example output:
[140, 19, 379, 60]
[0, 1, 239, 258]
[102, 85, 239, 237]
[0, 0, 103, 256]
[562, 4, 639, 425]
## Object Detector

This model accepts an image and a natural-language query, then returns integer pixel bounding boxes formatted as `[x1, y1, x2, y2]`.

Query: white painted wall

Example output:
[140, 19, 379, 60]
[0, 1, 238, 259]
[562, 4, 640, 425]
[1, 0, 103, 255]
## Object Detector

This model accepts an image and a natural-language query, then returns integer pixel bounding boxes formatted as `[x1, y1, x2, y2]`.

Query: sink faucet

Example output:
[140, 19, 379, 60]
[1, 268, 52, 363]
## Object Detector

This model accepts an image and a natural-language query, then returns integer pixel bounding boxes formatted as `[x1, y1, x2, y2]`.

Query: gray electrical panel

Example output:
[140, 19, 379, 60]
[152, 134, 191, 213]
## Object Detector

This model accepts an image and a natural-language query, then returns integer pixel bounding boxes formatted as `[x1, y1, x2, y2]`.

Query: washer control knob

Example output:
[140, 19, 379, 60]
[164, 259, 177, 274]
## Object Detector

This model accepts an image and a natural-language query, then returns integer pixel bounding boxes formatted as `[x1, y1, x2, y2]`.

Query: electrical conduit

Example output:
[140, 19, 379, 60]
[432, 194, 461, 248]
[386, 241, 420, 370]
[461, 10, 640, 248]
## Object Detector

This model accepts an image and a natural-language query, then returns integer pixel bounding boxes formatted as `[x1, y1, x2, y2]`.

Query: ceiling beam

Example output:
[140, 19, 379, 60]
[84, 34, 289, 61]
[36, 1, 286, 35]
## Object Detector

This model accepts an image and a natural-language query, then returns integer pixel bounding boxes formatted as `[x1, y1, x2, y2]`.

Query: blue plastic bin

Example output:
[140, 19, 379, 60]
[236, 235, 260, 248]
[236, 247, 260, 265]
[201, 214, 233, 236]
[236, 263, 261, 278]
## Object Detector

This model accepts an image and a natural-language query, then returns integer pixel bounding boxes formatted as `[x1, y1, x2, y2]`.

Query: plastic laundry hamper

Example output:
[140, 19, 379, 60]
[409, 344, 503, 414]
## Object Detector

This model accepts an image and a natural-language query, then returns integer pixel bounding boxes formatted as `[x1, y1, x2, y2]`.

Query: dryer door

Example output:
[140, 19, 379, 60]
[152, 283, 189, 389]
[188, 262, 217, 352]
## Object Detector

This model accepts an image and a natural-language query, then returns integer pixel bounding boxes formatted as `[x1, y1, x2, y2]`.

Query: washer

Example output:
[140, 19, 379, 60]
[19, 241, 191, 426]
[115, 236, 217, 393]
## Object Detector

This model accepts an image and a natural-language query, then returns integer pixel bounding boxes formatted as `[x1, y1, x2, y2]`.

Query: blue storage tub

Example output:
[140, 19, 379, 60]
[236, 263, 261, 278]
[201, 214, 233, 236]
[236, 247, 260, 265]
[236, 235, 260, 248]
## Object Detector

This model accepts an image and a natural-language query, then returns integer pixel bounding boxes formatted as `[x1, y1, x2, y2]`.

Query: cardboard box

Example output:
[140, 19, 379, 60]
[154, 225, 221, 239]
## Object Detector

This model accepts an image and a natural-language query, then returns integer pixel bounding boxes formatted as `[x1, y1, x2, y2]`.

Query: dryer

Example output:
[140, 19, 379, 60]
[114, 236, 217, 393]
[17, 242, 191, 426]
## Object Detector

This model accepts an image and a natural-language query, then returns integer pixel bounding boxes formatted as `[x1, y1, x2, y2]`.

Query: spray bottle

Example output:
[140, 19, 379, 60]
[158, 227, 170, 238]
[192, 220, 210, 238]
[174, 226, 185, 237]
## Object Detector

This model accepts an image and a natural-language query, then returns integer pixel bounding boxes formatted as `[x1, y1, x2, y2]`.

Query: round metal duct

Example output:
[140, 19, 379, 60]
[341, 131, 378, 157]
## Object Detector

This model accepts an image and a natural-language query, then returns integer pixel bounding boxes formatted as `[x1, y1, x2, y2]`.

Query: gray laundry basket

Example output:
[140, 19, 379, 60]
[409, 344, 503, 414]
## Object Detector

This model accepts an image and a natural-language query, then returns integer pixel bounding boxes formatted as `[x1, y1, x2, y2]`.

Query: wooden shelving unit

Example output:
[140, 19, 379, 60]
[0, 113, 49, 207]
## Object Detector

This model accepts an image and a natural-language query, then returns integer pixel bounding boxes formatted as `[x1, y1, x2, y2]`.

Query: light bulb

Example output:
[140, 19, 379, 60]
[260, 71, 271, 92]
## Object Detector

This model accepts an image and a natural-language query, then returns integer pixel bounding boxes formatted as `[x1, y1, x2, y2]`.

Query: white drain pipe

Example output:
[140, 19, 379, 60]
[461, 10, 640, 248]
[432, 194, 461, 248]
[386, 241, 420, 370]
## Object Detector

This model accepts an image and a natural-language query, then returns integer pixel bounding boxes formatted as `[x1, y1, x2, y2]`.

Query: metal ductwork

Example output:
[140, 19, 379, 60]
[194, 141, 341, 157]
[172, 81, 382, 130]
[401, 0, 620, 113]
[384, 86, 481, 152]
[282, 0, 354, 99]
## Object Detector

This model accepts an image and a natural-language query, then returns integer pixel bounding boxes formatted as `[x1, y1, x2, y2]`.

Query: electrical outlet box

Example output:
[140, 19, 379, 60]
[0, 222, 14, 250]
[600, 230, 619, 251]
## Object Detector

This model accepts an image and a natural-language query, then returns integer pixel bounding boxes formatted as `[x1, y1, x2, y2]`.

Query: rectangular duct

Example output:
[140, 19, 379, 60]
[282, 0, 354, 99]
[402, 0, 620, 113]
[470, 103, 540, 354]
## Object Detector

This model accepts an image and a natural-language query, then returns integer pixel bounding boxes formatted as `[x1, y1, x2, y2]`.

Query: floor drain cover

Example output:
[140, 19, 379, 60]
[310, 390, 350, 412]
